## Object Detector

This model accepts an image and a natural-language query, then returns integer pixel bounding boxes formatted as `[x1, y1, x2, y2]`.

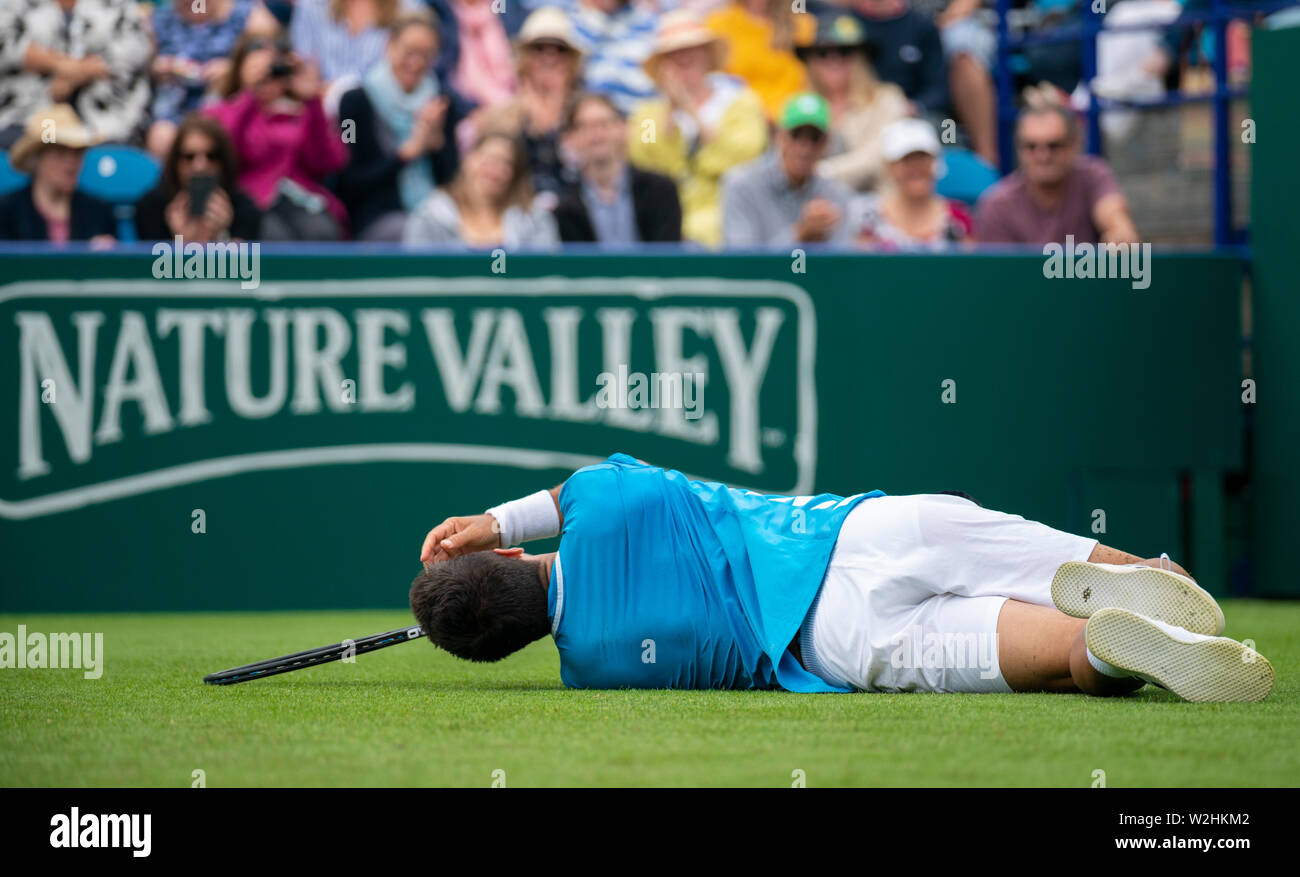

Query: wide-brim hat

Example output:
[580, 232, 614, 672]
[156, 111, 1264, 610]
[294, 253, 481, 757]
[795, 12, 878, 62]
[517, 6, 584, 57]
[9, 104, 102, 173]
[642, 9, 725, 80]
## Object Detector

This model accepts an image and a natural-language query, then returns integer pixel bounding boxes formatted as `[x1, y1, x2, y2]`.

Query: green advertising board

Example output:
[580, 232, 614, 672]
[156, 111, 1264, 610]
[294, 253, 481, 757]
[0, 250, 1243, 610]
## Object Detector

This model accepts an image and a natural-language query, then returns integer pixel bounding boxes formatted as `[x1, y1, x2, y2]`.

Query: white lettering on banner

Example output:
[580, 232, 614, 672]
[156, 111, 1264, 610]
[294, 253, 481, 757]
[2, 278, 817, 518]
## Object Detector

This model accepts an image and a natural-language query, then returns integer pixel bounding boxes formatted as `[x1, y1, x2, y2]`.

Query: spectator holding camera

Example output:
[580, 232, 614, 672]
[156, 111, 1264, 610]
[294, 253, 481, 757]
[403, 129, 559, 248]
[0, 104, 115, 243]
[336, 9, 471, 240]
[0, 0, 152, 147]
[134, 113, 262, 243]
[146, 0, 281, 159]
[207, 31, 351, 240]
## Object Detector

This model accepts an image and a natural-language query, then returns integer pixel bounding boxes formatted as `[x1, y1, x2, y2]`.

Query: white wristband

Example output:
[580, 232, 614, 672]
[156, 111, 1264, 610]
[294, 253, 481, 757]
[485, 490, 560, 547]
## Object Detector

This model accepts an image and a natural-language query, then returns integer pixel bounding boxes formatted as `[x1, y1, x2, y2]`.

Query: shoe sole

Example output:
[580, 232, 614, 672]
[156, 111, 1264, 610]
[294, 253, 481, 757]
[1086, 608, 1274, 702]
[1052, 561, 1225, 635]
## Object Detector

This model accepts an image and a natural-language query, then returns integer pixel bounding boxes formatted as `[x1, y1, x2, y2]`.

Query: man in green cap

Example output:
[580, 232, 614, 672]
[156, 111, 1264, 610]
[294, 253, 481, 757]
[720, 92, 854, 247]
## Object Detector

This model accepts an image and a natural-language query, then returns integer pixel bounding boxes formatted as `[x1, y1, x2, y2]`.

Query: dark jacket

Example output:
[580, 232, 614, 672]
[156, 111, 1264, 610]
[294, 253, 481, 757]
[133, 182, 262, 242]
[848, 6, 949, 115]
[333, 83, 470, 238]
[554, 166, 683, 244]
[0, 185, 117, 241]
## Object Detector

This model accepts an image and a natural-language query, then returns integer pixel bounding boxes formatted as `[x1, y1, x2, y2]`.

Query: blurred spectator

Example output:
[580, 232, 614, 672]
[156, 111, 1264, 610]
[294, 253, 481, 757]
[907, 0, 997, 163]
[797, 12, 908, 192]
[976, 104, 1139, 245]
[0, 105, 115, 243]
[705, 0, 815, 119]
[135, 113, 263, 242]
[290, 0, 417, 87]
[336, 9, 469, 240]
[849, 0, 949, 118]
[403, 130, 559, 247]
[555, 92, 681, 244]
[147, 0, 281, 158]
[720, 92, 852, 246]
[571, 0, 662, 114]
[846, 117, 972, 249]
[472, 7, 585, 201]
[627, 9, 768, 246]
[0, 0, 152, 147]
[207, 32, 351, 240]
[447, 0, 520, 107]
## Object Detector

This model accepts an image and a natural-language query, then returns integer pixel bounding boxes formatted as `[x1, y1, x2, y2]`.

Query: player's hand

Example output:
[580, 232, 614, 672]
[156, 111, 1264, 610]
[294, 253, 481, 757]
[420, 513, 501, 565]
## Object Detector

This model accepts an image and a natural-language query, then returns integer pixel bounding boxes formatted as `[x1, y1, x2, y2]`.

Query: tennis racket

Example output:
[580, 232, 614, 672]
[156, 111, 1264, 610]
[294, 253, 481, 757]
[203, 625, 425, 685]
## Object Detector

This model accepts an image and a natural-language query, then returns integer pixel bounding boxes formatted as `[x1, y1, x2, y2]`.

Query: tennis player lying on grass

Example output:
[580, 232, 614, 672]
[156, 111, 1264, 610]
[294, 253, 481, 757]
[411, 453, 1274, 702]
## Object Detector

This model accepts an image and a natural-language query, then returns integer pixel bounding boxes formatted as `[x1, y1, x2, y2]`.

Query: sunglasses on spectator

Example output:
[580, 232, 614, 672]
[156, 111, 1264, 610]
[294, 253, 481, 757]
[247, 38, 292, 54]
[1018, 138, 1070, 153]
[527, 41, 574, 55]
[807, 46, 856, 60]
[180, 150, 219, 162]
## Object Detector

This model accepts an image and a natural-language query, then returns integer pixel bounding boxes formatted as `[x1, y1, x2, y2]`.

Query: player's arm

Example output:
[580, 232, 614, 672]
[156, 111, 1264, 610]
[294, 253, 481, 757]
[419, 485, 564, 566]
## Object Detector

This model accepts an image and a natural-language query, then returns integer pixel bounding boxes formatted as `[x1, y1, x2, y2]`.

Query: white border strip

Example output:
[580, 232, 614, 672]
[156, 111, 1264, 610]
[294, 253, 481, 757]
[0, 277, 818, 518]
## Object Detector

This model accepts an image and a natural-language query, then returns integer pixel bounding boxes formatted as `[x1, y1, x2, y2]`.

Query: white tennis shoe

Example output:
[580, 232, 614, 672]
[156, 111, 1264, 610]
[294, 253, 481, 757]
[1051, 555, 1225, 635]
[1085, 608, 1274, 702]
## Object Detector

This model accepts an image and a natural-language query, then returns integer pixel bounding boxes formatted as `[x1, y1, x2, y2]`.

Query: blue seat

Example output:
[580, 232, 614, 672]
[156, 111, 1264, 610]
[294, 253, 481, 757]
[0, 152, 27, 196]
[936, 147, 1001, 206]
[76, 145, 161, 243]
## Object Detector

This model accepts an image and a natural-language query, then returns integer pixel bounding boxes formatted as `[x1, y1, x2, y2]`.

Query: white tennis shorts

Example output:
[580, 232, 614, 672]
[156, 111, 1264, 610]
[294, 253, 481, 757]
[799, 494, 1098, 694]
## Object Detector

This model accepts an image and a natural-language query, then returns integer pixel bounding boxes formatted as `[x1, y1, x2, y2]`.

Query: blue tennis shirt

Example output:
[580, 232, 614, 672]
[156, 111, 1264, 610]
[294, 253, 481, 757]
[547, 454, 885, 692]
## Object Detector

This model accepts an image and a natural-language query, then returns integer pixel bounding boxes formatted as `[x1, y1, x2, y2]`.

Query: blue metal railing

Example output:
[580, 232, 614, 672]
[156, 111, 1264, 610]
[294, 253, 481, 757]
[994, 0, 1297, 246]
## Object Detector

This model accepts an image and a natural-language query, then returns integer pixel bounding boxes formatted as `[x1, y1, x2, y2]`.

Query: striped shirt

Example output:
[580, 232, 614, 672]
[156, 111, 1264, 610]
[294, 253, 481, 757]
[289, 0, 422, 83]
[565, 0, 668, 115]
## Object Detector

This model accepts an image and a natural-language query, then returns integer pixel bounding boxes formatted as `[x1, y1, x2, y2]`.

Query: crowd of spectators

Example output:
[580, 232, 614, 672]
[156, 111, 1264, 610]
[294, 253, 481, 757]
[4, 0, 1231, 251]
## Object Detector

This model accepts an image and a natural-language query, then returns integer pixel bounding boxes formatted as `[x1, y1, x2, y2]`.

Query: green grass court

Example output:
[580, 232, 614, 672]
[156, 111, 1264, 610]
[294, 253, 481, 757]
[2, 601, 1296, 787]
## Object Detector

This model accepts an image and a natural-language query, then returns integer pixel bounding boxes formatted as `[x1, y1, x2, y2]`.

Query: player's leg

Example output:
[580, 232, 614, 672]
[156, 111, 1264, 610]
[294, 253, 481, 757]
[1088, 543, 1190, 578]
[995, 598, 1143, 696]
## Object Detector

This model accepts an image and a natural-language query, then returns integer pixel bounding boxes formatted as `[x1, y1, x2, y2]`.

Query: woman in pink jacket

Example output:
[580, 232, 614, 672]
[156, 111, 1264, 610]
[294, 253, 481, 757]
[206, 31, 350, 240]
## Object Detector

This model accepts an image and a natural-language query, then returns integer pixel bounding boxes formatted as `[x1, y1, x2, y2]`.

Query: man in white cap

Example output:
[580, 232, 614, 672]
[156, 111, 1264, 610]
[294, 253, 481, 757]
[720, 92, 853, 247]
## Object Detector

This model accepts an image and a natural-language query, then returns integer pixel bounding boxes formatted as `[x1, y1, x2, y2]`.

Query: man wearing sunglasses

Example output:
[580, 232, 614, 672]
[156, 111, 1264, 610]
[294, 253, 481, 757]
[720, 92, 853, 247]
[975, 104, 1140, 245]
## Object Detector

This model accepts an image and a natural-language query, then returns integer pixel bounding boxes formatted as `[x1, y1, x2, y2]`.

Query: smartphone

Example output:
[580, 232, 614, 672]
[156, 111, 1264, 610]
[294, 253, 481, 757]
[188, 174, 217, 218]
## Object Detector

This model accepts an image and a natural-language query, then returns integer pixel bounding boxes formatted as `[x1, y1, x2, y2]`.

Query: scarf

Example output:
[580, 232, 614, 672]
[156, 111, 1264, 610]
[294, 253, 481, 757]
[363, 61, 440, 211]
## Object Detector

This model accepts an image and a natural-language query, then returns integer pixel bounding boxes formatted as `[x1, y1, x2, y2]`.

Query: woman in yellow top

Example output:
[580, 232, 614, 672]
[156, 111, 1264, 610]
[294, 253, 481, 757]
[627, 9, 768, 247]
[705, 0, 815, 121]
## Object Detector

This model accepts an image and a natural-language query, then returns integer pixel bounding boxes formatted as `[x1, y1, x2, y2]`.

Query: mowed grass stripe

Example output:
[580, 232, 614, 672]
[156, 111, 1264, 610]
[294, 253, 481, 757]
[0, 602, 1295, 787]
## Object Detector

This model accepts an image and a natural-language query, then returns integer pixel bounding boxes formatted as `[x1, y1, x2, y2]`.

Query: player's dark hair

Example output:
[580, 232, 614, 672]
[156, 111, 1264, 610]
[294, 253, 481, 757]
[409, 552, 550, 662]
